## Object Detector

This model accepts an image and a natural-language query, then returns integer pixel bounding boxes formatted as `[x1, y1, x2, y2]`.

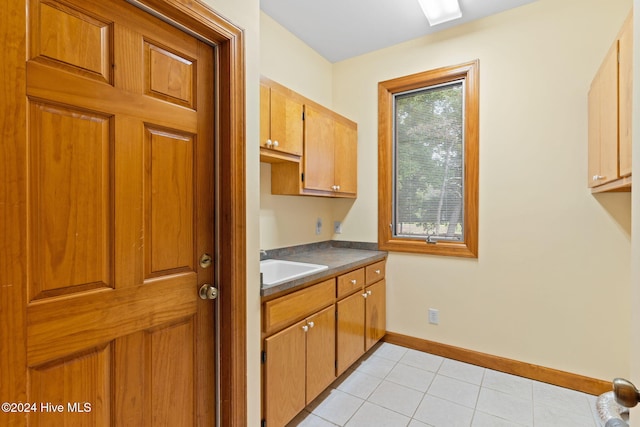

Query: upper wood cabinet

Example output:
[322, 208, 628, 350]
[260, 79, 304, 161]
[261, 76, 358, 198]
[588, 12, 632, 193]
[303, 105, 358, 197]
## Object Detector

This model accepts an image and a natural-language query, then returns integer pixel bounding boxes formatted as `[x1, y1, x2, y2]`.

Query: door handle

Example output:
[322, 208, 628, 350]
[613, 378, 640, 408]
[199, 284, 218, 300]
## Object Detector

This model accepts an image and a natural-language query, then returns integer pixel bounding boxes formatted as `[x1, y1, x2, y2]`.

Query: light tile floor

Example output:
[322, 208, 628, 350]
[287, 343, 603, 427]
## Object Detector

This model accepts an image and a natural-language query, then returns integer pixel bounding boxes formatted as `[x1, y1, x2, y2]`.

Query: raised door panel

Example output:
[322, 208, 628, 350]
[28, 102, 112, 300]
[365, 279, 386, 351]
[304, 105, 335, 192]
[305, 305, 336, 404]
[264, 320, 307, 427]
[619, 14, 632, 177]
[145, 41, 195, 109]
[30, 345, 111, 426]
[334, 121, 357, 196]
[144, 126, 195, 277]
[270, 86, 303, 156]
[30, 0, 112, 83]
[336, 292, 365, 376]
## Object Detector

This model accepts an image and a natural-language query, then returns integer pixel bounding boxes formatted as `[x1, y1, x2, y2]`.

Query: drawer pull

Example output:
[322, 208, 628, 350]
[302, 325, 309, 332]
[362, 292, 368, 298]
[307, 321, 315, 328]
[375, 269, 381, 274]
[350, 279, 357, 285]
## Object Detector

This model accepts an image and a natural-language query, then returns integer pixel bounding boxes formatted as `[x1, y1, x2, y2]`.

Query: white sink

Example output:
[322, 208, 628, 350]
[260, 259, 328, 287]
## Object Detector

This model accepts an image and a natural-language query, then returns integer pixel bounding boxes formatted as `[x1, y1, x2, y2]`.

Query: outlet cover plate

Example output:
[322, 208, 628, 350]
[428, 308, 439, 325]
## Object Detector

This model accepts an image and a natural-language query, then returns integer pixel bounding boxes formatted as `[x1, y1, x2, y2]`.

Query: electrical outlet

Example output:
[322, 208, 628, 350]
[315, 217, 322, 235]
[428, 308, 439, 325]
[334, 221, 342, 234]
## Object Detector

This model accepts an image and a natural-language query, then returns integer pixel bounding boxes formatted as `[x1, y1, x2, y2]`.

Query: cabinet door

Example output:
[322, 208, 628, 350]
[304, 104, 335, 192]
[270, 86, 303, 156]
[365, 279, 386, 351]
[260, 82, 271, 149]
[619, 14, 632, 177]
[589, 41, 619, 187]
[306, 306, 336, 404]
[264, 319, 307, 427]
[336, 291, 365, 375]
[334, 120, 357, 196]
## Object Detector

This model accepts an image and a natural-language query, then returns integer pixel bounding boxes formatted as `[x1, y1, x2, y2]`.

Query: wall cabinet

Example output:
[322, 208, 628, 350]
[302, 105, 358, 197]
[261, 76, 358, 198]
[588, 12, 632, 193]
[262, 258, 386, 427]
[260, 80, 304, 161]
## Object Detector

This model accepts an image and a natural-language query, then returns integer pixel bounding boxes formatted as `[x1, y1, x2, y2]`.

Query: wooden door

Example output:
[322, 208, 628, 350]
[365, 280, 386, 351]
[270, 86, 304, 156]
[264, 320, 307, 427]
[304, 105, 335, 192]
[334, 120, 358, 196]
[618, 13, 632, 178]
[336, 292, 365, 376]
[15, 0, 216, 425]
[305, 306, 336, 404]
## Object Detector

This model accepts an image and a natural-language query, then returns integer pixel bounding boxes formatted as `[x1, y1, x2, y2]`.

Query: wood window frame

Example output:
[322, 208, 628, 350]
[378, 60, 479, 258]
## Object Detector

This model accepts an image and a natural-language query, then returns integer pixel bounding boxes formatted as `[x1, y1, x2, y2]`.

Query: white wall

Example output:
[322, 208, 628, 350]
[332, 0, 632, 381]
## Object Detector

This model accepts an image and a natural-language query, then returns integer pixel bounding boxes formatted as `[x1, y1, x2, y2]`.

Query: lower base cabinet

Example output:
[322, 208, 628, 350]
[262, 258, 386, 427]
[264, 305, 336, 427]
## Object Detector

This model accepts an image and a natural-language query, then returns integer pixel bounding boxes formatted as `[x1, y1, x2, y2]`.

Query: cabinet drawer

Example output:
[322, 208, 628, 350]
[264, 279, 335, 335]
[337, 268, 365, 299]
[365, 261, 385, 286]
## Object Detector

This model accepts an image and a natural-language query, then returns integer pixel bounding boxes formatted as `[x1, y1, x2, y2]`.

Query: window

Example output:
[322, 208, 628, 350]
[378, 60, 479, 257]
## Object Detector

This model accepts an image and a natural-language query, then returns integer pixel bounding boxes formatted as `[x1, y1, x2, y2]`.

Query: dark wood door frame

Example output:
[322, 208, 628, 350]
[0, 0, 247, 425]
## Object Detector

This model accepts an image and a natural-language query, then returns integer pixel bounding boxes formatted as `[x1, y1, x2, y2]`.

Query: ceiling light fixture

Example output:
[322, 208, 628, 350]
[417, 0, 462, 26]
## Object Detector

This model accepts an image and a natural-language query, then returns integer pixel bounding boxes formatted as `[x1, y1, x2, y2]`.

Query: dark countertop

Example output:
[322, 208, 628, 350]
[260, 241, 387, 298]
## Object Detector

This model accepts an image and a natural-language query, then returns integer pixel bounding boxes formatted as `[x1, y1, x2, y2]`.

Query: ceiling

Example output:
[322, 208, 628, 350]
[260, 0, 538, 63]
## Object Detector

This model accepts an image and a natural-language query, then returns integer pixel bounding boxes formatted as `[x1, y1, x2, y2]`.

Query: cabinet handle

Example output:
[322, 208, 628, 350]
[375, 269, 381, 274]
[350, 279, 357, 285]
[331, 185, 337, 191]
[362, 292, 368, 298]
[302, 325, 309, 332]
[335, 185, 340, 191]
[307, 321, 315, 328]
[592, 175, 605, 181]
[367, 290, 372, 296]
[273, 140, 279, 147]
[266, 139, 273, 147]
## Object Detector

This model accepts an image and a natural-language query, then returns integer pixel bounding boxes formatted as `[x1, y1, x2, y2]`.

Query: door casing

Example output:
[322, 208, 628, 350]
[0, 0, 247, 425]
